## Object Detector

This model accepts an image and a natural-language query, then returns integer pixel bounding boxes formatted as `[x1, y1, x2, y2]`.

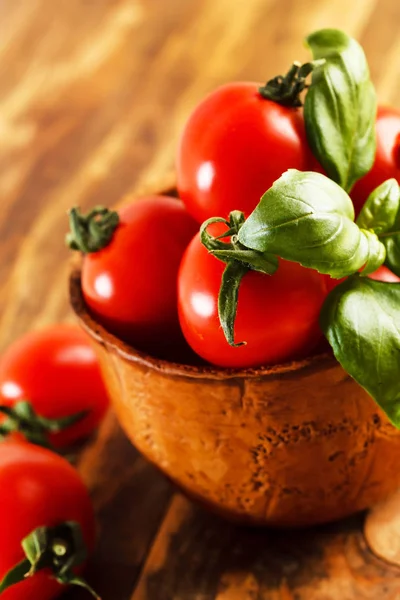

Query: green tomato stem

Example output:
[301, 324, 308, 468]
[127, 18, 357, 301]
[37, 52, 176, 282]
[200, 212, 278, 347]
[66, 206, 119, 253]
[0, 400, 88, 450]
[259, 59, 324, 107]
[0, 522, 100, 599]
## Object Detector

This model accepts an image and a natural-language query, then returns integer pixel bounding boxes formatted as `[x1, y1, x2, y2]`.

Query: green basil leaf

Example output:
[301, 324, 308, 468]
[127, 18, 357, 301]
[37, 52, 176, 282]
[356, 179, 400, 234]
[304, 29, 377, 192]
[374, 183, 400, 277]
[383, 235, 400, 277]
[358, 229, 386, 276]
[320, 276, 400, 427]
[237, 170, 385, 278]
[354, 179, 400, 276]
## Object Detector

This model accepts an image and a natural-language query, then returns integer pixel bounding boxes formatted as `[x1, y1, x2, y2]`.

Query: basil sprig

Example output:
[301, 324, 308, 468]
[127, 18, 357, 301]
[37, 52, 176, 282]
[198, 26, 400, 427]
[383, 233, 400, 277]
[238, 170, 386, 278]
[201, 169, 400, 427]
[321, 276, 400, 427]
[202, 169, 387, 349]
[304, 29, 377, 192]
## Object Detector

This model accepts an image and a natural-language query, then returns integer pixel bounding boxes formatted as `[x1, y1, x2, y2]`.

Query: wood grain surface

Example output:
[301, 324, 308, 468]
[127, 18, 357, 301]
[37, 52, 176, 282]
[2, 1, 400, 599]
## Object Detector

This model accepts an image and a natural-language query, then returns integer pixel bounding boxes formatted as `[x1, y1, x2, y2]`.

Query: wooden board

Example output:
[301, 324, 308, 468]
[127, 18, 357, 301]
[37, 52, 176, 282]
[2, 0, 400, 598]
[61, 413, 400, 600]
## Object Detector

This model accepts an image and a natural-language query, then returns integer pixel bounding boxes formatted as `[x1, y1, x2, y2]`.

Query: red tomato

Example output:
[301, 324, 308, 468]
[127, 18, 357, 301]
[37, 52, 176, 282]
[368, 265, 400, 283]
[351, 105, 400, 214]
[0, 324, 109, 448]
[81, 196, 198, 358]
[176, 83, 314, 223]
[324, 265, 400, 292]
[178, 229, 327, 368]
[0, 441, 95, 600]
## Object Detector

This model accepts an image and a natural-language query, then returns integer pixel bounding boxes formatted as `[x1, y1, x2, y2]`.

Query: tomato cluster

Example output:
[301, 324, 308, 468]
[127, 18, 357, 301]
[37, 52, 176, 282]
[3, 28, 400, 600]
[72, 194, 329, 368]
[69, 79, 400, 371]
[0, 325, 108, 598]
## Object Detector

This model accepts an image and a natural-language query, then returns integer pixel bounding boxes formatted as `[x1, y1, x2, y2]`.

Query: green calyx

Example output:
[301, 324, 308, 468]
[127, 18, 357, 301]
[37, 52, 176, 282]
[0, 522, 100, 599]
[200, 211, 278, 346]
[0, 400, 87, 450]
[66, 206, 119, 254]
[259, 60, 324, 107]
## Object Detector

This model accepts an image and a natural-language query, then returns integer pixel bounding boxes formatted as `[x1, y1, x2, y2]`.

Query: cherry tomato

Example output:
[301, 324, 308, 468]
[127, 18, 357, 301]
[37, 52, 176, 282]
[324, 265, 400, 292]
[0, 324, 109, 448]
[80, 196, 198, 357]
[0, 441, 95, 600]
[368, 265, 400, 283]
[351, 106, 400, 214]
[178, 229, 327, 368]
[176, 83, 314, 223]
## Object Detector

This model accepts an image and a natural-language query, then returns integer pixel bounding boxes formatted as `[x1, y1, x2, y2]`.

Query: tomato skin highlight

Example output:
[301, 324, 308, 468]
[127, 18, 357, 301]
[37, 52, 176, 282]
[0, 441, 95, 600]
[178, 230, 327, 368]
[81, 196, 198, 357]
[0, 324, 109, 448]
[177, 83, 314, 223]
[351, 105, 400, 214]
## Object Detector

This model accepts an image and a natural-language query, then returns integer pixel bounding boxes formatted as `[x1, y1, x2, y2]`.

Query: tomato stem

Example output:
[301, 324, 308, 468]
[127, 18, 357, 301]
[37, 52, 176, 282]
[0, 400, 88, 450]
[259, 59, 324, 107]
[0, 522, 100, 599]
[200, 212, 278, 347]
[66, 206, 119, 253]
[200, 212, 278, 275]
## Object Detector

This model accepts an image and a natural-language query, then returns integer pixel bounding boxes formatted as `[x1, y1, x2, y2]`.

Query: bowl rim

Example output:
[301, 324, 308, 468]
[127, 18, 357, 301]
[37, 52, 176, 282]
[69, 269, 338, 381]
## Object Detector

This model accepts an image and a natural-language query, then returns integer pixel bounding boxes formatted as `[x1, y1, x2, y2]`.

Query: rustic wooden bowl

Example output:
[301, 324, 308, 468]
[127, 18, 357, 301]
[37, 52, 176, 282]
[69, 182, 400, 528]
[69, 269, 400, 529]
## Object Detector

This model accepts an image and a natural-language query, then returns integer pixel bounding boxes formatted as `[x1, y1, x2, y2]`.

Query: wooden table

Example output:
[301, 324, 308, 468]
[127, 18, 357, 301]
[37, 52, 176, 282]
[2, 1, 400, 598]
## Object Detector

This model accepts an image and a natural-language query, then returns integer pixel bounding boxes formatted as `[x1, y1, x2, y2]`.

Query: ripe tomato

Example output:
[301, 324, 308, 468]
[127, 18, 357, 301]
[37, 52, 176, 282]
[176, 82, 314, 223]
[351, 106, 400, 214]
[0, 441, 95, 600]
[0, 324, 109, 448]
[79, 196, 198, 358]
[178, 229, 327, 368]
[368, 265, 400, 283]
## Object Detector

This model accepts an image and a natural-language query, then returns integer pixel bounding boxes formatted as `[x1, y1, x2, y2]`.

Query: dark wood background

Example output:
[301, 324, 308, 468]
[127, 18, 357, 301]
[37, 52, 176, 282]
[2, 1, 400, 599]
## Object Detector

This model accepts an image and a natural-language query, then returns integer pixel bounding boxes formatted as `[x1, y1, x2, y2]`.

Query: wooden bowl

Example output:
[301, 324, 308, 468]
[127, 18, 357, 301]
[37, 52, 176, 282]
[70, 270, 400, 528]
[69, 180, 400, 528]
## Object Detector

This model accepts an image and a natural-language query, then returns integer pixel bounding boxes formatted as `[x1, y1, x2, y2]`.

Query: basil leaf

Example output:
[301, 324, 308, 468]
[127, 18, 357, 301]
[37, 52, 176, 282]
[372, 180, 400, 277]
[358, 230, 386, 276]
[304, 29, 377, 192]
[354, 179, 400, 277]
[356, 179, 400, 234]
[237, 170, 385, 278]
[384, 235, 400, 277]
[320, 276, 400, 427]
